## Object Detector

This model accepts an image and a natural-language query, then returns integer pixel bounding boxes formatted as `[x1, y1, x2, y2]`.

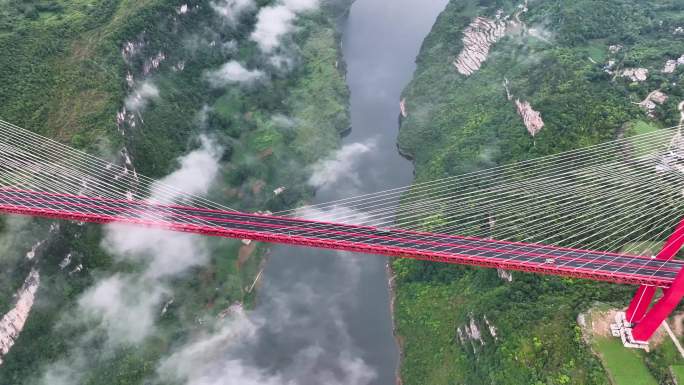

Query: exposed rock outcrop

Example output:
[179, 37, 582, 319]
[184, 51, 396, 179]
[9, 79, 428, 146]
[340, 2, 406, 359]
[515, 99, 544, 136]
[454, 16, 508, 76]
[456, 317, 484, 351]
[497, 268, 513, 282]
[121, 40, 145, 62]
[217, 302, 244, 320]
[621, 68, 649, 82]
[662, 54, 684, 74]
[663, 60, 677, 74]
[468, 317, 483, 343]
[638, 90, 668, 117]
[0, 269, 40, 365]
[58, 252, 72, 270]
[457, 315, 500, 351]
[24, 240, 43, 260]
[161, 298, 174, 315]
[399, 98, 407, 118]
[484, 315, 498, 341]
[504, 78, 544, 136]
[143, 51, 166, 76]
[453, 2, 528, 76]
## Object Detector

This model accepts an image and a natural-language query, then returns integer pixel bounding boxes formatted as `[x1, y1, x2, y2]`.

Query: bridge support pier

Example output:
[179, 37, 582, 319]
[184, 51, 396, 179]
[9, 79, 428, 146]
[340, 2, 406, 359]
[625, 219, 684, 342]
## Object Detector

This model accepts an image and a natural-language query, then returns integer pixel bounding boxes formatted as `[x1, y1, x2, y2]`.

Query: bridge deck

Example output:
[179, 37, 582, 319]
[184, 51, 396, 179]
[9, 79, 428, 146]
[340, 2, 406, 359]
[0, 189, 679, 287]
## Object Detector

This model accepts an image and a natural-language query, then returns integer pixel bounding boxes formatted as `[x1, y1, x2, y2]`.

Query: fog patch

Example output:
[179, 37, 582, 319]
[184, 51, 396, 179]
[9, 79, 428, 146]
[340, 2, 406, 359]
[103, 227, 211, 278]
[37, 136, 224, 384]
[39, 352, 87, 385]
[156, 277, 377, 385]
[282, 0, 318, 12]
[150, 197, 378, 385]
[149, 135, 223, 203]
[102, 135, 221, 277]
[527, 25, 554, 43]
[308, 140, 376, 191]
[210, 0, 256, 26]
[205, 61, 265, 86]
[221, 40, 238, 54]
[0, 216, 32, 263]
[251, 6, 296, 53]
[272, 114, 297, 128]
[478, 144, 500, 167]
[35, 136, 220, 381]
[124, 81, 160, 112]
[295, 205, 371, 226]
[78, 275, 168, 344]
[250, 0, 319, 53]
[269, 54, 296, 72]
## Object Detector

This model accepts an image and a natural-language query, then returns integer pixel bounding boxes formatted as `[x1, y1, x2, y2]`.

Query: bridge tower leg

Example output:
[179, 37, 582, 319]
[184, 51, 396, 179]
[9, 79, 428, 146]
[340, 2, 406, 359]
[625, 219, 684, 342]
[625, 285, 657, 323]
[632, 272, 684, 341]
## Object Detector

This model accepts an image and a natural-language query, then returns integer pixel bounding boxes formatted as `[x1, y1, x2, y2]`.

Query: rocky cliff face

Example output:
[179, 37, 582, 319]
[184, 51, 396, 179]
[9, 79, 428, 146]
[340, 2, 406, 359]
[621, 67, 649, 82]
[453, 16, 508, 76]
[514, 99, 544, 136]
[456, 315, 498, 352]
[453, 2, 527, 76]
[504, 78, 544, 136]
[454, 2, 546, 137]
[0, 269, 39, 365]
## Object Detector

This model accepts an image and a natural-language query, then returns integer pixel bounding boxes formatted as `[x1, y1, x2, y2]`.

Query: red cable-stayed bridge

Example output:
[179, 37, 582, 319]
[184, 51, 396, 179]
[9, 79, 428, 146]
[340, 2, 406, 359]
[1, 119, 684, 344]
[0, 187, 682, 343]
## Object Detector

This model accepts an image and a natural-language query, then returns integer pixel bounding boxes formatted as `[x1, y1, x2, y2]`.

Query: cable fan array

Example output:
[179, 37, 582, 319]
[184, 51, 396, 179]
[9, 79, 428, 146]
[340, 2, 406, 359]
[279, 126, 684, 258]
[0, 119, 239, 228]
[0, 118, 682, 286]
[0, 120, 237, 210]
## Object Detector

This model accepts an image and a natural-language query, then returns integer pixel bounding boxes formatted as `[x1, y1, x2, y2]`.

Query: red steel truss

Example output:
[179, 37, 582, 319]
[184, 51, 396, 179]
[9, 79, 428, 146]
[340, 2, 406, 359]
[0, 189, 677, 285]
[0, 188, 682, 342]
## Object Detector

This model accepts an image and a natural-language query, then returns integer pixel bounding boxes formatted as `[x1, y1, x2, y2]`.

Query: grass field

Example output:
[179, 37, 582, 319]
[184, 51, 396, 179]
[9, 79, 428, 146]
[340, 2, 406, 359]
[631, 120, 660, 136]
[671, 365, 684, 383]
[620, 241, 664, 256]
[594, 337, 657, 385]
[626, 120, 670, 158]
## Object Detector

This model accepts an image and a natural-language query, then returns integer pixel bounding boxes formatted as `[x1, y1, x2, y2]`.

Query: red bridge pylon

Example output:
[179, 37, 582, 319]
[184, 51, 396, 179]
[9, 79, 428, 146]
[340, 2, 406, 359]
[626, 219, 684, 341]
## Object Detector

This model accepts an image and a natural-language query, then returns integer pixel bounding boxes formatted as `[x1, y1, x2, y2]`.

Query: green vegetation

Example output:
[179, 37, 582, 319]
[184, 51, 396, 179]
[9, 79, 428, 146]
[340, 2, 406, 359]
[0, 0, 167, 347]
[670, 365, 684, 383]
[621, 242, 664, 256]
[0, 0, 352, 383]
[595, 337, 657, 385]
[394, 0, 684, 384]
[0, 0, 171, 148]
[632, 121, 660, 136]
[393, 262, 627, 384]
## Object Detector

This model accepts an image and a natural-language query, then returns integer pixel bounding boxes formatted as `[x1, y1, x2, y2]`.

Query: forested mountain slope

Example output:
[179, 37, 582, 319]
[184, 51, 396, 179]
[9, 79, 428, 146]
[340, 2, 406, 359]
[0, 0, 351, 383]
[395, 1, 684, 384]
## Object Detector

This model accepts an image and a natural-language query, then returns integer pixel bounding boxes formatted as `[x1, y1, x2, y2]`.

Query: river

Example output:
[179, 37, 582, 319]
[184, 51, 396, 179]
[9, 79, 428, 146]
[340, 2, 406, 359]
[253, 1, 448, 383]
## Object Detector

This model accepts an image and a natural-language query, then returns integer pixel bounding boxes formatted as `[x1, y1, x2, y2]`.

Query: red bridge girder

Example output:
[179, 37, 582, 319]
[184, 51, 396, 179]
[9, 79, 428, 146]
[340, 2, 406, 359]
[0, 188, 682, 343]
[0, 199, 674, 288]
